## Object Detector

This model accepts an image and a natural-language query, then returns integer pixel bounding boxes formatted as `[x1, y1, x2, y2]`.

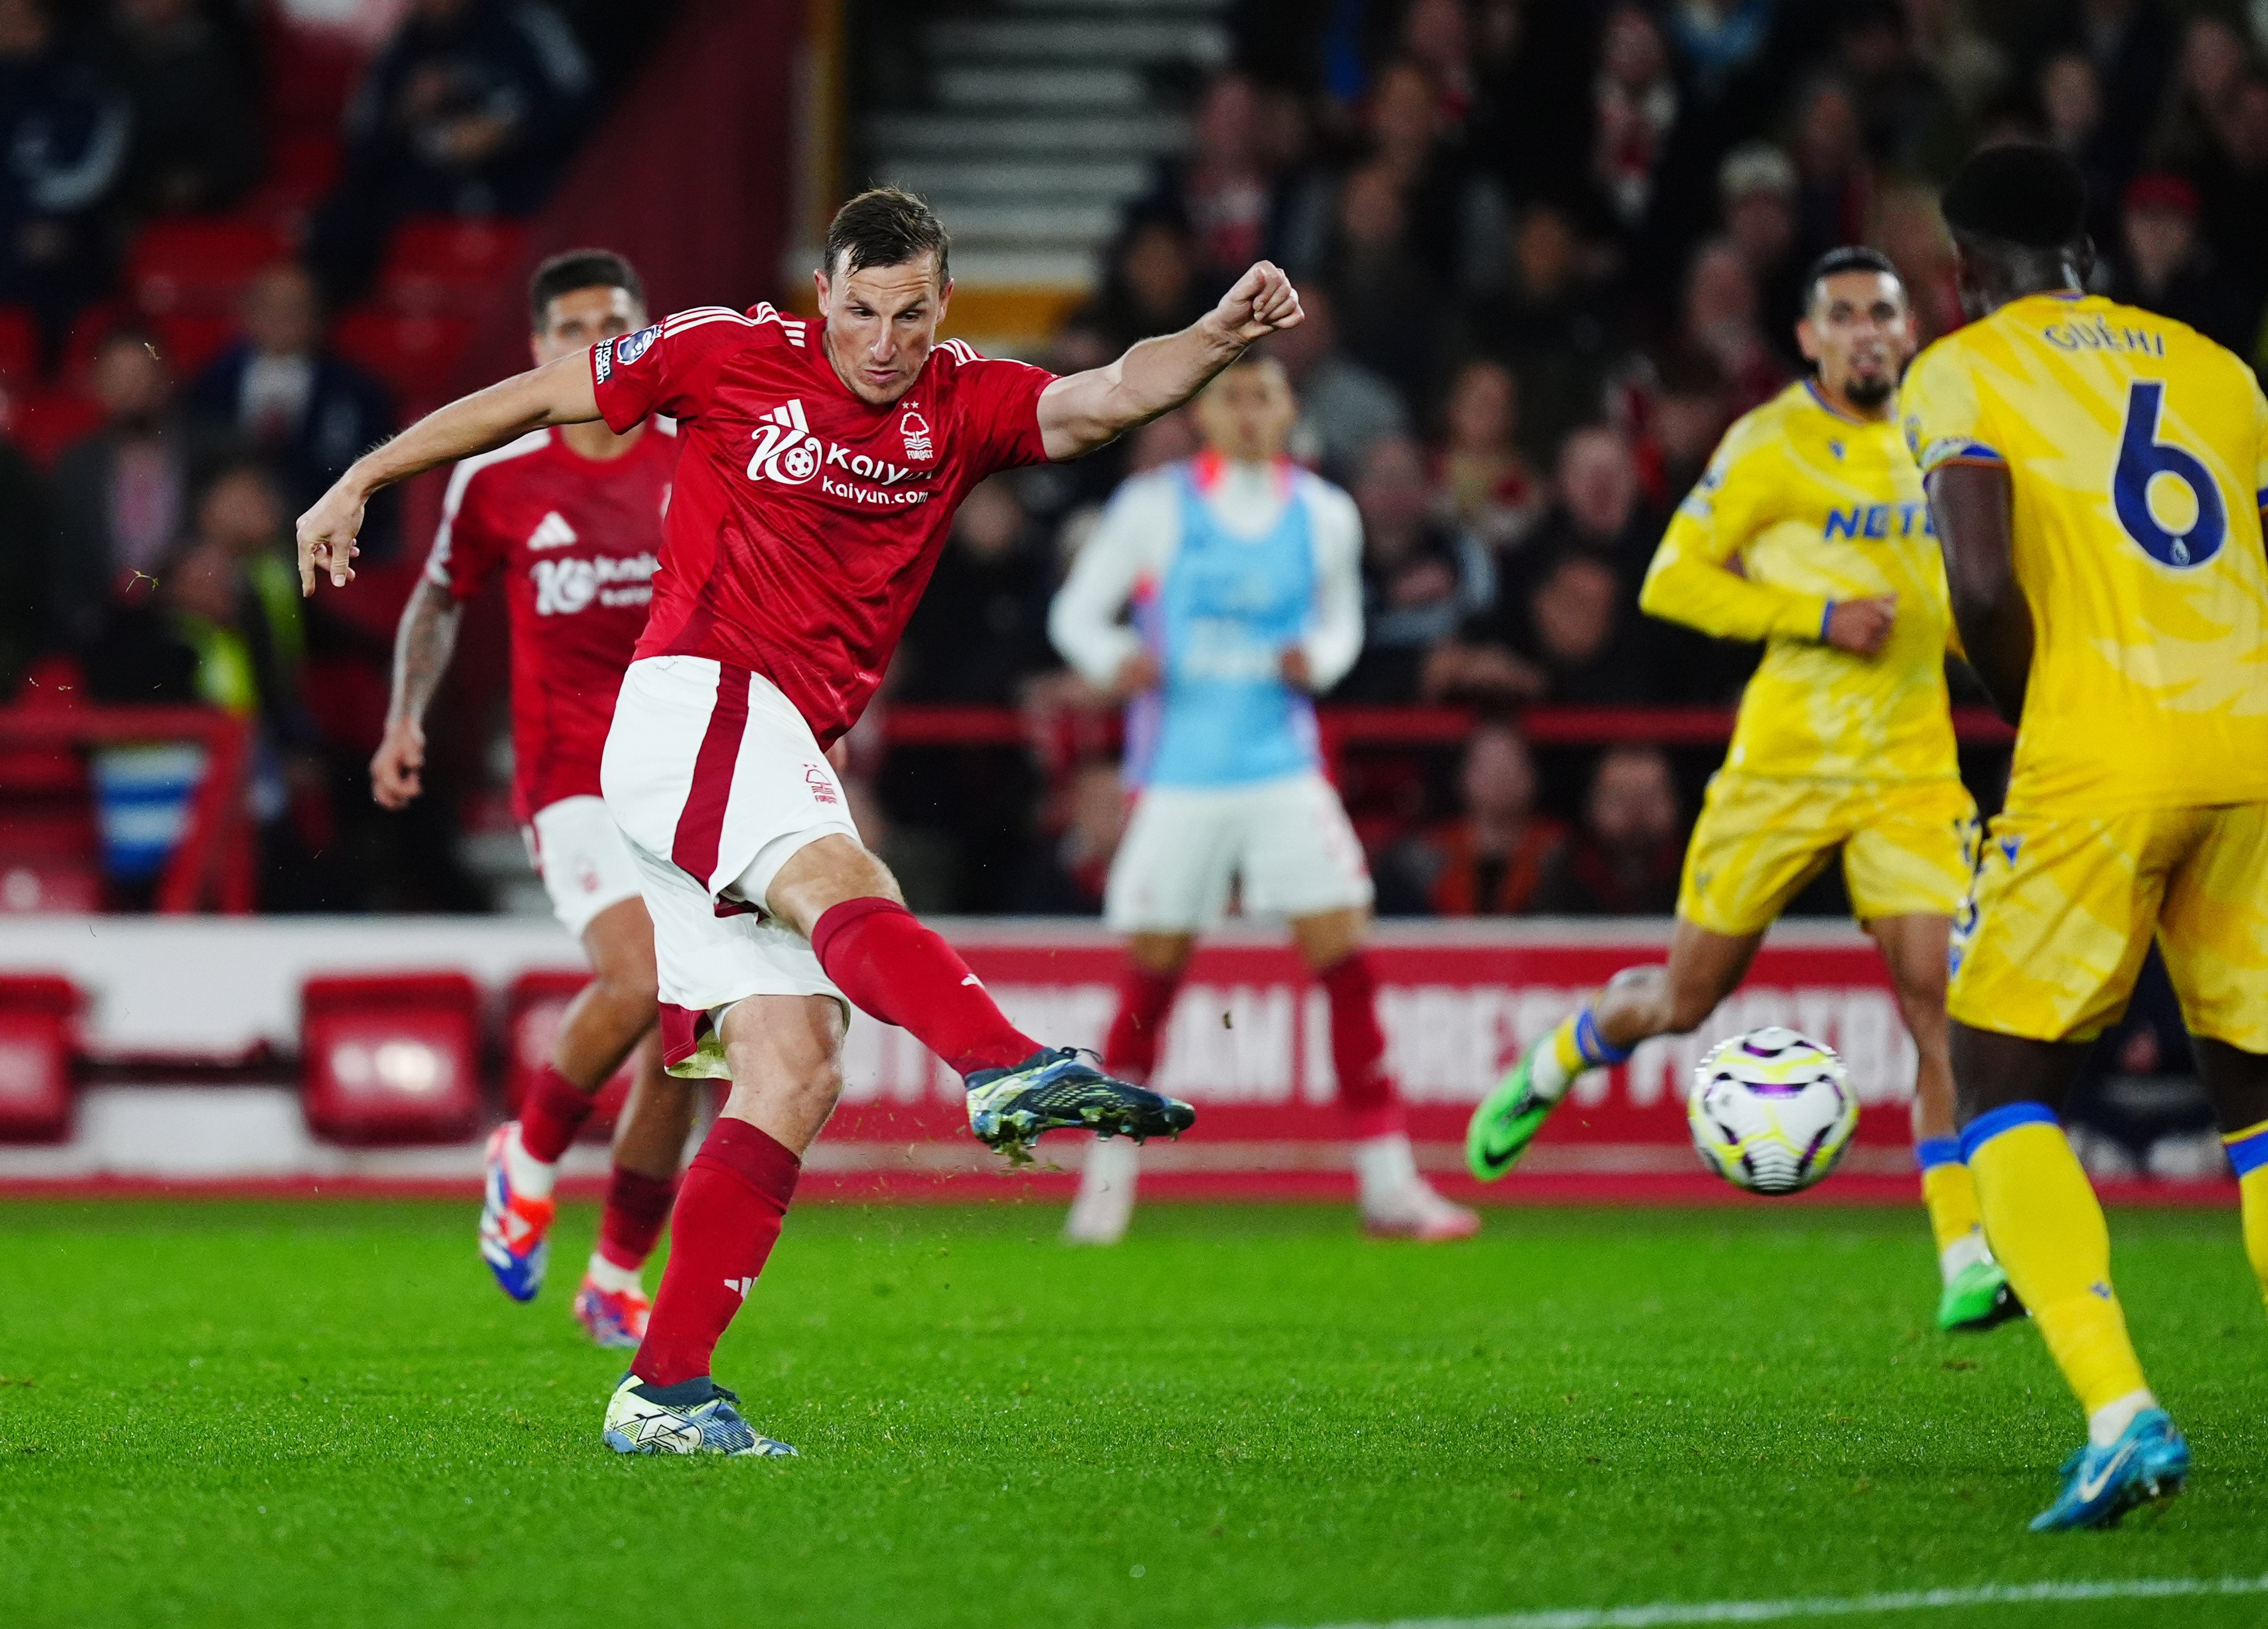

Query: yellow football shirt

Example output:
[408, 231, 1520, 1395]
[1903, 292, 2268, 815]
[1641, 379, 1959, 782]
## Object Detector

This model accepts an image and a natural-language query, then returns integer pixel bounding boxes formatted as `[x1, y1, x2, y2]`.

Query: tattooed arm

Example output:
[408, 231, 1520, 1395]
[371, 577, 463, 809]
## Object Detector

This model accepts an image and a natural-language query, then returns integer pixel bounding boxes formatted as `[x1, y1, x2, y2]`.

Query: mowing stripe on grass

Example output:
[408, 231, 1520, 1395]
[1278, 1573, 2268, 1629]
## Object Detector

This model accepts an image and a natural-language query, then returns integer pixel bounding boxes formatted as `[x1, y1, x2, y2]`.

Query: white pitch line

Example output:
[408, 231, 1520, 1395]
[1269, 1574, 2268, 1629]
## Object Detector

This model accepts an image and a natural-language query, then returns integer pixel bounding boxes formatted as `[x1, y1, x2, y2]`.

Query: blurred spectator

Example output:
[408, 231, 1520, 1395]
[2191, 72, 2268, 323]
[1678, 239, 1790, 416]
[896, 477, 1055, 706]
[0, 0, 129, 347]
[1835, 0, 1962, 176]
[311, 0, 590, 299]
[1870, 180, 1963, 344]
[1323, 158, 1438, 414]
[83, 459, 338, 908]
[1663, 0, 1779, 105]
[2108, 172, 2253, 353]
[2149, 13, 2250, 173]
[1789, 77, 1873, 266]
[1632, 348, 1733, 511]
[1524, 424, 1658, 591]
[1366, 55, 1502, 289]
[1073, 211, 1212, 355]
[1531, 745, 1684, 914]
[1590, 4, 1680, 235]
[1265, 284, 1409, 486]
[1429, 357, 1540, 550]
[1151, 72, 1281, 286]
[1718, 143, 1805, 360]
[50, 326, 223, 651]
[186, 262, 398, 527]
[1453, 202, 1617, 459]
[1010, 759, 1127, 915]
[90, 0, 262, 219]
[2038, 49, 2125, 248]
[1379, 721, 1567, 916]
[0, 423, 49, 692]
[1443, 549, 1658, 707]
[1333, 434, 1487, 703]
[1902, 0, 2006, 121]
[2028, 0, 2174, 187]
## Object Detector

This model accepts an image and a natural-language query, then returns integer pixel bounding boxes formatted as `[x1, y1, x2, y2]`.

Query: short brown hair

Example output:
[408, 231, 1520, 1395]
[529, 249, 646, 330]
[824, 188, 951, 284]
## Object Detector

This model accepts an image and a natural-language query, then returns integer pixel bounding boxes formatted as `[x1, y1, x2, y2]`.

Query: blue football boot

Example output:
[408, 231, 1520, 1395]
[477, 1124, 552, 1302]
[965, 1048, 1195, 1163]
[603, 1375, 797, 1457]
[2029, 1408, 2188, 1531]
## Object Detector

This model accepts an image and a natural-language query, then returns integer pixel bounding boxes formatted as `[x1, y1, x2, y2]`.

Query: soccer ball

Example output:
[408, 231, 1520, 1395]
[1686, 1026, 1858, 1196]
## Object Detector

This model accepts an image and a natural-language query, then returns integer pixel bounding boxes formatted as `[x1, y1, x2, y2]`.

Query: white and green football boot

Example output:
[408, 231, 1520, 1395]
[1466, 1038, 1560, 1181]
[1938, 1258, 2024, 1333]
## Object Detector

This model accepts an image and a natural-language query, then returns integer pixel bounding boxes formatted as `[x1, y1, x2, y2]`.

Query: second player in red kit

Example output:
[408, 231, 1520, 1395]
[372, 251, 696, 1351]
[301, 188, 1306, 1458]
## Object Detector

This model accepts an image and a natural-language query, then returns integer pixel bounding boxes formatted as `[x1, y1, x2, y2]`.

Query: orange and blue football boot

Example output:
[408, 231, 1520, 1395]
[573, 1275, 651, 1350]
[478, 1124, 555, 1302]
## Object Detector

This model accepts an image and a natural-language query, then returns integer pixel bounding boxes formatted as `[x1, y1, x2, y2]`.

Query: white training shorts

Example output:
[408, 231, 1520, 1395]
[524, 794, 644, 939]
[601, 655, 860, 1077]
[1104, 770, 1373, 934]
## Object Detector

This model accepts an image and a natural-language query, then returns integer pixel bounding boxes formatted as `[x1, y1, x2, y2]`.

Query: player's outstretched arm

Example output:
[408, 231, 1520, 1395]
[1035, 261, 1303, 461]
[371, 578, 462, 809]
[1926, 461, 2031, 722]
[297, 351, 603, 594]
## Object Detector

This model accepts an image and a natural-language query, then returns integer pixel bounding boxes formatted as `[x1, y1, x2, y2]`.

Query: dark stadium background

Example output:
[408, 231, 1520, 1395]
[0, 0, 2256, 1173]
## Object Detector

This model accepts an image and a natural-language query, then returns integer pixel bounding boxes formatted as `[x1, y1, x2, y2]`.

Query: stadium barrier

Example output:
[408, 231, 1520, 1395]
[0, 916, 2228, 1207]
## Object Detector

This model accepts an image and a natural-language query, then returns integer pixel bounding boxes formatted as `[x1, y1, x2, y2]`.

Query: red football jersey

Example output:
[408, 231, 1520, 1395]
[588, 303, 1056, 745]
[423, 421, 679, 821]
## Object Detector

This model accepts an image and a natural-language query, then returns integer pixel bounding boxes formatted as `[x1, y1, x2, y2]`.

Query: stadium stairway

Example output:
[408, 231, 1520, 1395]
[860, 0, 1230, 349]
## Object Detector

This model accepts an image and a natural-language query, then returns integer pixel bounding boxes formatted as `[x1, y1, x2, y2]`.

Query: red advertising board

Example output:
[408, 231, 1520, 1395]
[811, 927, 1920, 1190]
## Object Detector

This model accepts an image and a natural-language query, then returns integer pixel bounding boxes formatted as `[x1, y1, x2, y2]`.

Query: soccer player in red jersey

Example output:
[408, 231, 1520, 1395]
[371, 250, 692, 1349]
[300, 188, 1303, 1456]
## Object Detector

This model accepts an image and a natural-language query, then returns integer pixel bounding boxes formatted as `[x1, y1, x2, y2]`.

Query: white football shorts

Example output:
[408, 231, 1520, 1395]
[1104, 770, 1373, 934]
[601, 655, 860, 1077]
[523, 794, 645, 939]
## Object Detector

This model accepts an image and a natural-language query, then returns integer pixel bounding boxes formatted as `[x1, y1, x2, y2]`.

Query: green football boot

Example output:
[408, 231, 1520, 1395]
[1466, 1039, 1560, 1181]
[1938, 1257, 2024, 1332]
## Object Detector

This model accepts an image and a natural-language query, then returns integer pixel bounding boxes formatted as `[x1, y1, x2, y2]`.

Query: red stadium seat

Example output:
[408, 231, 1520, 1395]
[378, 217, 526, 318]
[150, 312, 239, 379]
[503, 970, 630, 1142]
[301, 971, 484, 1144]
[0, 974, 80, 1142]
[0, 305, 37, 382]
[127, 219, 292, 316]
[331, 308, 474, 404]
[10, 390, 105, 467]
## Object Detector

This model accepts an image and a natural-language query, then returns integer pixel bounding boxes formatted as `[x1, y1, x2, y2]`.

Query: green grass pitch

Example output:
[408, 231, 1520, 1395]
[3, 1198, 2267, 1628]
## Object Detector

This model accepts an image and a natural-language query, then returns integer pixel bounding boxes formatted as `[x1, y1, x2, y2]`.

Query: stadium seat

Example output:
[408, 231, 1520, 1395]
[378, 217, 527, 318]
[9, 390, 105, 467]
[0, 305, 37, 382]
[300, 972, 484, 1144]
[0, 974, 80, 1142]
[0, 728, 101, 914]
[503, 970, 630, 1142]
[127, 219, 292, 316]
[330, 308, 474, 406]
[150, 312, 239, 380]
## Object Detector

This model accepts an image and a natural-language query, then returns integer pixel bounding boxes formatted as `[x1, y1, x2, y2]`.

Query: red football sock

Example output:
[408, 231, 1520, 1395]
[810, 897, 1039, 1077]
[1320, 952, 1405, 1140]
[630, 1117, 800, 1386]
[517, 1066, 597, 1163]
[1103, 964, 1182, 1082]
[597, 1164, 680, 1272]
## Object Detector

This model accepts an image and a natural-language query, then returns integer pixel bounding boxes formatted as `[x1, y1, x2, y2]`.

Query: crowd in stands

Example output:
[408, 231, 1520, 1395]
[8, 0, 2268, 924]
[871, 0, 2268, 920]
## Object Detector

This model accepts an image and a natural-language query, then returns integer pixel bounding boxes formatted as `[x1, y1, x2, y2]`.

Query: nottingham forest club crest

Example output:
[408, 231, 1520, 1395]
[900, 407, 934, 464]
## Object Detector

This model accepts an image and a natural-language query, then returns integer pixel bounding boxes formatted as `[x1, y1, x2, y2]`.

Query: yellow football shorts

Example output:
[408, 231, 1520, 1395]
[1947, 801, 2268, 1049]
[1677, 772, 1977, 937]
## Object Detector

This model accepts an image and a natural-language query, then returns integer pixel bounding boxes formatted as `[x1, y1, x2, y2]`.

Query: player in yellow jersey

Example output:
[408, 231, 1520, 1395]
[1466, 248, 2015, 1333]
[1905, 143, 2268, 1531]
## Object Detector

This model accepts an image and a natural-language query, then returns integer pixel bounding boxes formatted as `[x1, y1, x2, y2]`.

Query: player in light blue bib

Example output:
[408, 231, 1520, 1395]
[1049, 354, 1479, 1245]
